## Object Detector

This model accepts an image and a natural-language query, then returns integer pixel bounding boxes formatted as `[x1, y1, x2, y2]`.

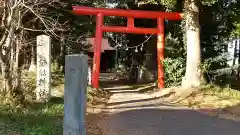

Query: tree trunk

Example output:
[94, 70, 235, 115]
[141, 37, 157, 82]
[182, 0, 205, 88]
[59, 36, 66, 73]
[2, 28, 13, 92]
[0, 0, 18, 93]
[14, 37, 21, 90]
[29, 44, 37, 72]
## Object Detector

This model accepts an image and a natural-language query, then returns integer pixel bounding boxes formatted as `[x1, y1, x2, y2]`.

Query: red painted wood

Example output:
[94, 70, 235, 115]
[102, 26, 159, 34]
[73, 6, 182, 89]
[127, 18, 134, 27]
[157, 18, 165, 89]
[73, 6, 182, 20]
[92, 13, 103, 88]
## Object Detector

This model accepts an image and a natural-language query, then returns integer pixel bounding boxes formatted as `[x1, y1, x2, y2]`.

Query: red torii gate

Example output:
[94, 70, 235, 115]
[72, 6, 182, 89]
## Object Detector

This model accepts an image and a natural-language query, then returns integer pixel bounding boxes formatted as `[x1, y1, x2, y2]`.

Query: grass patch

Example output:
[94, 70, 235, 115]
[0, 96, 105, 135]
[0, 69, 109, 135]
[201, 84, 240, 100]
[0, 97, 105, 135]
[0, 101, 63, 135]
[169, 84, 240, 109]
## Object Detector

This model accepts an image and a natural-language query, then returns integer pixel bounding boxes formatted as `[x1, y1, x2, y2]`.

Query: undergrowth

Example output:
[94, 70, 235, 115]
[0, 67, 109, 135]
[0, 99, 64, 135]
[201, 84, 240, 100]
[174, 84, 240, 109]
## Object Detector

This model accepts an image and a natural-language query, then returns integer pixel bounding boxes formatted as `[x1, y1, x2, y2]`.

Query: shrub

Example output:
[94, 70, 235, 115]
[163, 57, 186, 87]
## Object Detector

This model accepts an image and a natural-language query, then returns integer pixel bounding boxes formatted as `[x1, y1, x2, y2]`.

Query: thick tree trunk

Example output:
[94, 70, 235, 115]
[0, 0, 18, 93]
[182, 0, 205, 88]
[2, 30, 13, 92]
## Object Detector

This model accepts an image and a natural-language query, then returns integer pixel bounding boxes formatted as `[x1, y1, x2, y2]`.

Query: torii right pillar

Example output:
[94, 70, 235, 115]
[157, 18, 165, 89]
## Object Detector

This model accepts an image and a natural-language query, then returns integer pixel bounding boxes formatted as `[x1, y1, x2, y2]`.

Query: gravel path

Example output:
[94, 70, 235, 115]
[97, 87, 240, 135]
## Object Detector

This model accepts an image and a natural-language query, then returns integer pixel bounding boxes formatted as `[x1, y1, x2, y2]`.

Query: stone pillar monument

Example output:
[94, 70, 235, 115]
[36, 35, 51, 102]
[64, 54, 88, 135]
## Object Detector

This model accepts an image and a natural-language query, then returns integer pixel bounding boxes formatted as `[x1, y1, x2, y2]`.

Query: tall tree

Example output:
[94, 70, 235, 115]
[139, 0, 220, 87]
[105, 0, 240, 87]
[181, 0, 205, 87]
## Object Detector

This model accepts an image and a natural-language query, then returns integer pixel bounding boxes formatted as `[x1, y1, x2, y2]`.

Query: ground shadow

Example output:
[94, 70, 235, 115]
[98, 108, 240, 135]
[222, 103, 240, 116]
[25, 96, 64, 111]
[101, 79, 155, 87]
[106, 94, 173, 107]
[99, 72, 155, 88]
[214, 74, 240, 90]
[103, 85, 155, 94]
[100, 79, 130, 88]
[51, 72, 64, 87]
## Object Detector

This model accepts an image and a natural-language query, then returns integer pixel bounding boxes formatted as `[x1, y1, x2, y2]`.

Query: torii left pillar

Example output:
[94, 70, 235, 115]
[72, 6, 182, 89]
[157, 18, 165, 89]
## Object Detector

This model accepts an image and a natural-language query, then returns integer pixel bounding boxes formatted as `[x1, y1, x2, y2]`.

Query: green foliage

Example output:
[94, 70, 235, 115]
[0, 102, 63, 135]
[158, 0, 177, 8]
[156, 0, 219, 8]
[164, 57, 185, 87]
[21, 71, 37, 101]
[24, 124, 59, 135]
[201, 0, 218, 6]
[201, 84, 240, 100]
[163, 28, 186, 87]
[165, 32, 186, 58]
[199, 0, 240, 85]
[232, 21, 240, 36]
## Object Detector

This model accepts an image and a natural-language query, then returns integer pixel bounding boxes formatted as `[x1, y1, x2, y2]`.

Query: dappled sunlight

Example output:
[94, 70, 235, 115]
[148, 85, 240, 110]
[1, 0, 240, 135]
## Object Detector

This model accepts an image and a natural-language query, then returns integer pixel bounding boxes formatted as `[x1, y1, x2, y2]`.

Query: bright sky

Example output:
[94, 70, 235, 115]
[106, 3, 118, 8]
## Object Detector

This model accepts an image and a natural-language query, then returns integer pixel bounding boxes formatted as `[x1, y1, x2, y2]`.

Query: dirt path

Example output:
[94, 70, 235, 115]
[96, 86, 240, 135]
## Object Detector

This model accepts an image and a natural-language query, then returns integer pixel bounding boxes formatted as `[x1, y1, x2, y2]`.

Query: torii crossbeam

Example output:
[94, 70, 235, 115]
[73, 6, 183, 89]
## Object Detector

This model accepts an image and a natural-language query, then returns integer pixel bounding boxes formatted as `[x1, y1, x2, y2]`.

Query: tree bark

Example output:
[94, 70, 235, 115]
[59, 36, 66, 73]
[182, 0, 205, 88]
[29, 44, 37, 72]
[0, 0, 18, 92]
[15, 36, 21, 90]
[2, 28, 13, 92]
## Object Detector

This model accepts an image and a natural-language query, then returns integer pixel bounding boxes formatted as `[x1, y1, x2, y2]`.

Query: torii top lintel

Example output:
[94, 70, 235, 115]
[72, 6, 183, 20]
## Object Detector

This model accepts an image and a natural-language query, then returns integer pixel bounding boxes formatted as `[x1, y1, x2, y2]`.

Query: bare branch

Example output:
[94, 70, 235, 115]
[20, 26, 47, 32]
[20, 3, 54, 34]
